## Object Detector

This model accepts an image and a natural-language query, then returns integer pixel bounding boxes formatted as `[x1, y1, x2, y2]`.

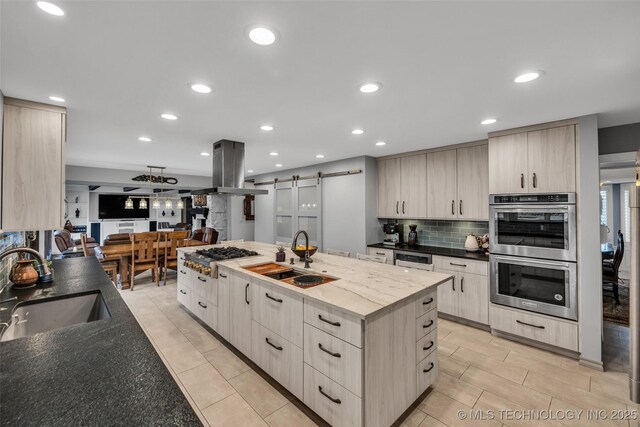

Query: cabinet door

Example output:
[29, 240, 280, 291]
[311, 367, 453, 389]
[377, 158, 401, 217]
[2, 104, 64, 230]
[488, 133, 528, 194]
[217, 268, 230, 340]
[457, 145, 489, 220]
[228, 272, 253, 357]
[426, 150, 457, 219]
[457, 273, 489, 325]
[527, 125, 576, 193]
[436, 274, 458, 316]
[400, 154, 427, 218]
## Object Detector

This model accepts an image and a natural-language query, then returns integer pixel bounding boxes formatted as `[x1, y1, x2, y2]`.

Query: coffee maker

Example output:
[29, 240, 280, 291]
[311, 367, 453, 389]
[382, 223, 403, 246]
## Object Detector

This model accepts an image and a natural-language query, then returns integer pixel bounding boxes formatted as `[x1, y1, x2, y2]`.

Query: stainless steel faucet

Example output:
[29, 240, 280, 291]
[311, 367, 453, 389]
[0, 247, 53, 283]
[292, 230, 311, 268]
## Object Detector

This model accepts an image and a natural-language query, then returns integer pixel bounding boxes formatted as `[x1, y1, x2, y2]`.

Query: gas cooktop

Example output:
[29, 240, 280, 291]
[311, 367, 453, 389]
[194, 247, 259, 261]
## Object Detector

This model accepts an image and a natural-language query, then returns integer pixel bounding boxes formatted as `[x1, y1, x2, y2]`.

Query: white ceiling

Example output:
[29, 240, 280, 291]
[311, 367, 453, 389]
[2, 1, 640, 177]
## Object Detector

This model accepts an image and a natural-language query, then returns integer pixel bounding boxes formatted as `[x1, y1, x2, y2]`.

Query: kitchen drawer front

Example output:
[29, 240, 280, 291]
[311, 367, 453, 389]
[367, 247, 394, 264]
[303, 363, 362, 427]
[190, 273, 218, 306]
[251, 321, 303, 400]
[432, 255, 488, 276]
[303, 323, 362, 397]
[304, 299, 362, 348]
[415, 309, 438, 341]
[414, 289, 437, 318]
[252, 280, 304, 347]
[489, 305, 578, 351]
[177, 281, 190, 308]
[177, 267, 191, 288]
[417, 350, 438, 396]
[416, 329, 437, 363]
[191, 295, 217, 331]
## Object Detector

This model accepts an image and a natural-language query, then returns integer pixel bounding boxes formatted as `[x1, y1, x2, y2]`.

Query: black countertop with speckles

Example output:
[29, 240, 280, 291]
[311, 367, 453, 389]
[0, 257, 202, 426]
[367, 243, 490, 262]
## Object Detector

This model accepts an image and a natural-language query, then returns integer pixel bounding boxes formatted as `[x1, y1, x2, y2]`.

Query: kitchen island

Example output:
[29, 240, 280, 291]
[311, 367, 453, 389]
[0, 257, 202, 426]
[177, 241, 453, 427]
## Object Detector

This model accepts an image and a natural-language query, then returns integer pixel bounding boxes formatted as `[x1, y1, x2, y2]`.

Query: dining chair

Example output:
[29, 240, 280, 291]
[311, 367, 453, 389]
[128, 232, 160, 290]
[159, 230, 190, 286]
[326, 248, 350, 257]
[356, 253, 387, 264]
[81, 234, 118, 286]
[602, 230, 624, 305]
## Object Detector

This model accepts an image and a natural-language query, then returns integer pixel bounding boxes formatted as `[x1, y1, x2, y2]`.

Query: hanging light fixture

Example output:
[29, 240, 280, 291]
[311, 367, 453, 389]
[176, 198, 184, 209]
[165, 198, 173, 209]
[138, 197, 148, 209]
[124, 196, 134, 209]
[152, 198, 161, 209]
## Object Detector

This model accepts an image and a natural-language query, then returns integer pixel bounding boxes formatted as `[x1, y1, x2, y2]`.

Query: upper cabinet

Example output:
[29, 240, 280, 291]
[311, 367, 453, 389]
[377, 154, 426, 218]
[1, 98, 66, 231]
[488, 125, 575, 194]
[426, 144, 489, 221]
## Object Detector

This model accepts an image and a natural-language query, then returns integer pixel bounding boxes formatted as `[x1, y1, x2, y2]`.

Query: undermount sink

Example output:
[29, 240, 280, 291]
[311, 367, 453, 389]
[0, 291, 111, 342]
[242, 263, 338, 288]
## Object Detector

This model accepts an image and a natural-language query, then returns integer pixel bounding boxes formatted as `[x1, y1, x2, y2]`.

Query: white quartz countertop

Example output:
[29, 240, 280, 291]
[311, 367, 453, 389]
[179, 241, 453, 319]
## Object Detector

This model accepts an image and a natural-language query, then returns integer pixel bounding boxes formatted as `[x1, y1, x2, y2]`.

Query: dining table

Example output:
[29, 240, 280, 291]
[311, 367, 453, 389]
[95, 239, 206, 289]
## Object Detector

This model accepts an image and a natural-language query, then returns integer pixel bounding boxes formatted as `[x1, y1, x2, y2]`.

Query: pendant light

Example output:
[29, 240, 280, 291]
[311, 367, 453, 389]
[164, 198, 173, 209]
[138, 197, 148, 209]
[176, 198, 184, 209]
[124, 196, 134, 209]
[152, 198, 161, 209]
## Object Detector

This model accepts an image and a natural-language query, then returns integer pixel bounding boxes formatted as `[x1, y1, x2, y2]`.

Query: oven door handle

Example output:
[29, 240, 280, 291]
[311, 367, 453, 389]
[491, 255, 572, 269]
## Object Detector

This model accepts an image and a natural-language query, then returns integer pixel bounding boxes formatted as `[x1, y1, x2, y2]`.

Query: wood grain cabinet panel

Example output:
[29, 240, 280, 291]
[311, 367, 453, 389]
[303, 299, 363, 348]
[456, 144, 489, 220]
[415, 308, 438, 341]
[2, 100, 66, 231]
[414, 289, 437, 318]
[457, 272, 489, 325]
[488, 132, 528, 194]
[436, 277, 458, 317]
[377, 157, 402, 217]
[426, 149, 458, 219]
[252, 279, 304, 348]
[416, 350, 438, 396]
[527, 125, 576, 193]
[228, 271, 252, 357]
[400, 154, 427, 218]
[216, 267, 230, 340]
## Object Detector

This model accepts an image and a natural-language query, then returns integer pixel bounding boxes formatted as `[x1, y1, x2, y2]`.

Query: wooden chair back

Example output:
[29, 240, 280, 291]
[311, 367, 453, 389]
[130, 232, 160, 263]
[613, 230, 625, 273]
[356, 253, 387, 264]
[164, 230, 191, 261]
[202, 227, 218, 245]
[80, 233, 91, 257]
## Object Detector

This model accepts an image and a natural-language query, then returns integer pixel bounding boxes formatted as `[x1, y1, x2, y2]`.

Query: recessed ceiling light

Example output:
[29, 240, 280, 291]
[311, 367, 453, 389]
[481, 118, 497, 125]
[161, 113, 178, 120]
[248, 169, 254, 173]
[248, 26, 278, 45]
[352, 129, 364, 135]
[260, 125, 274, 131]
[37, 1, 64, 16]
[275, 164, 283, 168]
[138, 136, 152, 142]
[376, 141, 386, 146]
[200, 152, 210, 156]
[190, 83, 212, 94]
[270, 152, 279, 156]
[316, 154, 325, 158]
[359, 82, 382, 93]
[514, 71, 542, 83]
[49, 96, 65, 102]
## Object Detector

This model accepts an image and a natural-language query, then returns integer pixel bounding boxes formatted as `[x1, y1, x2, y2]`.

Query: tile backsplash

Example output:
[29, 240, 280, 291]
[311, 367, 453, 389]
[0, 232, 26, 288]
[380, 219, 488, 249]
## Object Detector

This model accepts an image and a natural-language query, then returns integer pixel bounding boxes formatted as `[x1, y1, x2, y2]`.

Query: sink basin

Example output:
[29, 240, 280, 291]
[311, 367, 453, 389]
[242, 262, 338, 289]
[0, 291, 111, 342]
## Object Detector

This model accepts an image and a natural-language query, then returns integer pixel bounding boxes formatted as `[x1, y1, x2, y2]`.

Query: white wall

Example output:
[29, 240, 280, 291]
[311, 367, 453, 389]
[227, 183, 255, 242]
[252, 156, 377, 257]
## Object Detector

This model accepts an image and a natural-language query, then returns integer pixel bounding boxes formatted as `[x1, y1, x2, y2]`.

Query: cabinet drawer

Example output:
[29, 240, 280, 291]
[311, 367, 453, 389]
[177, 267, 191, 288]
[303, 363, 362, 427]
[415, 309, 437, 341]
[304, 324, 362, 397]
[416, 329, 437, 363]
[367, 247, 394, 264]
[489, 305, 578, 351]
[432, 255, 488, 276]
[251, 321, 303, 400]
[177, 281, 190, 308]
[417, 350, 438, 396]
[190, 273, 218, 306]
[252, 280, 303, 347]
[415, 289, 437, 318]
[191, 295, 217, 330]
[304, 299, 362, 348]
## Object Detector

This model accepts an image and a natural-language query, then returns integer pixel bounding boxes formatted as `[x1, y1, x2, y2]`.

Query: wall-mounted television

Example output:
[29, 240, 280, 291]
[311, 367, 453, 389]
[98, 194, 149, 219]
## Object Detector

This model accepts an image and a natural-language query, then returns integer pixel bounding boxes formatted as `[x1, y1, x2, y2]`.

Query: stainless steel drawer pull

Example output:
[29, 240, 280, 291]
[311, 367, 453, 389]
[179, 289, 187, 295]
[219, 273, 227, 278]
[516, 319, 545, 329]
[198, 301, 207, 309]
[265, 338, 283, 351]
[423, 362, 435, 373]
[422, 320, 434, 329]
[197, 276, 207, 282]
[318, 343, 341, 358]
[180, 270, 187, 274]
[265, 293, 283, 303]
[318, 386, 341, 404]
[423, 341, 435, 351]
[422, 298, 434, 305]
[318, 314, 341, 327]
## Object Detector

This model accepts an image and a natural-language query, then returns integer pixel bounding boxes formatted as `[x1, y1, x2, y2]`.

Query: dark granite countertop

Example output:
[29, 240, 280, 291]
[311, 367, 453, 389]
[367, 243, 490, 262]
[0, 257, 202, 426]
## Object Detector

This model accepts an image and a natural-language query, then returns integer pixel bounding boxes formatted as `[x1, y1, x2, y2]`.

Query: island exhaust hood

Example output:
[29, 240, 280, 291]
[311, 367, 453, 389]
[191, 139, 267, 196]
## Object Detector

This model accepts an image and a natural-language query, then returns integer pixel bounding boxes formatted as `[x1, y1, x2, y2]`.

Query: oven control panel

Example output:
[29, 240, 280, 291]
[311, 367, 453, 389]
[490, 193, 574, 204]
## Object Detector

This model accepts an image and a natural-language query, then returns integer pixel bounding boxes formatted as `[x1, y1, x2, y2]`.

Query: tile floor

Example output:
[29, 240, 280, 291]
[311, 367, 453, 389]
[120, 274, 638, 427]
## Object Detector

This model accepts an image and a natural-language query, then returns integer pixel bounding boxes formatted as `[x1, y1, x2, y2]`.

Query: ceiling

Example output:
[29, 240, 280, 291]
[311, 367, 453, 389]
[2, 1, 640, 177]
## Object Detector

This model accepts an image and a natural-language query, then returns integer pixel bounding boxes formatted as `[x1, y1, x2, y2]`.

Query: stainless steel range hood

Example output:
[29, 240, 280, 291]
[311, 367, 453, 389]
[191, 139, 267, 196]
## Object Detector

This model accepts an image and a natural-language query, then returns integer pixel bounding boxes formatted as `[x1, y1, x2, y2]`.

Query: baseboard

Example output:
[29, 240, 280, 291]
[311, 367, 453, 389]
[437, 312, 491, 331]
[579, 356, 605, 372]
[490, 329, 581, 360]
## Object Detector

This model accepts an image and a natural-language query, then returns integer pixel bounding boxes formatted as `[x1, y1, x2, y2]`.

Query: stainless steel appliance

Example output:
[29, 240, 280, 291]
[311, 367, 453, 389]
[183, 246, 259, 275]
[394, 250, 431, 266]
[489, 193, 578, 320]
[383, 223, 403, 246]
[489, 193, 576, 262]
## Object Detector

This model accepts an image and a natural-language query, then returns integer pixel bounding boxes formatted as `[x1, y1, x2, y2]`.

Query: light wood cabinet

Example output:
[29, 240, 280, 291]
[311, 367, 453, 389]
[377, 155, 426, 218]
[426, 150, 457, 219]
[251, 279, 304, 347]
[228, 271, 253, 357]
[436, 278, 458, 316]
[1, 98, 66, 231]
[457, 272, 489, 324]
[366, 247, 394, 265]
[216, 268, 231, 340]
[488, 125, 576, 194]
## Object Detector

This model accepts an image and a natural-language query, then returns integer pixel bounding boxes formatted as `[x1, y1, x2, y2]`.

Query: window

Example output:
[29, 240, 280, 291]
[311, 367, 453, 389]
[623, 186, 632, 243]
[600, 189, 608, 226]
